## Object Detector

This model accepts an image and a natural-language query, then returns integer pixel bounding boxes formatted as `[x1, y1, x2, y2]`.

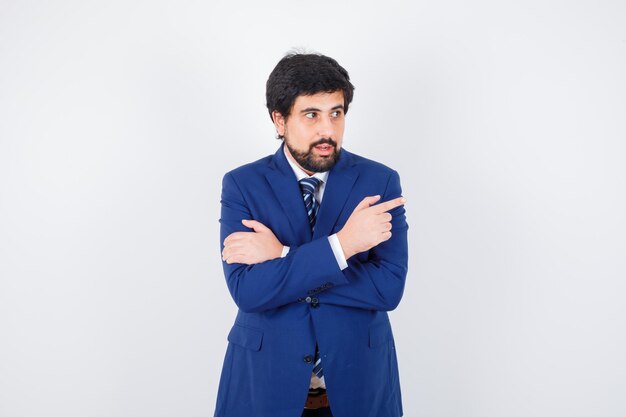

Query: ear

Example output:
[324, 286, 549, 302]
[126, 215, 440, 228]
[272, 111, 286, 137]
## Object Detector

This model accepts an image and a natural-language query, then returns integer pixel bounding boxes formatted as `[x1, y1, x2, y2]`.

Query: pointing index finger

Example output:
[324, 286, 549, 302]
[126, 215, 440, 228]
[372, 197, 406, 214]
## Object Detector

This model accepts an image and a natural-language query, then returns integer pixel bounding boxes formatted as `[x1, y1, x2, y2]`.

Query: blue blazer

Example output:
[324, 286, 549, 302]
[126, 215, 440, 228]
[214, 144, 408, 417]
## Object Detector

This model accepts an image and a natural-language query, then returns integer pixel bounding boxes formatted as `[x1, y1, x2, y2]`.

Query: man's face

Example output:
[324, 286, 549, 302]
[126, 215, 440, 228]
[273, 90, 345, 175]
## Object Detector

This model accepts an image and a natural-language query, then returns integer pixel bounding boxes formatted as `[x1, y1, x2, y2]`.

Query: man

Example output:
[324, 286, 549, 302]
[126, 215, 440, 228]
[214, 52, 408, 417]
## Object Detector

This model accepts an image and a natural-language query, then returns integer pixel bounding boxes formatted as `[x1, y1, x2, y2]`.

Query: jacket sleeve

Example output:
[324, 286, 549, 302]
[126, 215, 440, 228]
[219, 172, 350, 313]
[315, 169, 409, 311]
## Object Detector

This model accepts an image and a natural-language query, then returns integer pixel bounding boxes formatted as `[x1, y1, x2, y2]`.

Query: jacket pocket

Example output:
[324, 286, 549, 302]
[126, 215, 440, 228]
[227, 323, 263, 351]
[368, 321, 392, 348]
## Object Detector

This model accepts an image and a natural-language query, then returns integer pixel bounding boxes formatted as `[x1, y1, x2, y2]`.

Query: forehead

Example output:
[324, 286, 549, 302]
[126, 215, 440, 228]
[292, 90, 345, 111]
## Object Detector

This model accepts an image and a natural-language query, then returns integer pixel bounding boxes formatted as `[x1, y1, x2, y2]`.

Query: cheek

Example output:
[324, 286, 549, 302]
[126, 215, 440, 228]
[334, 128, 345, 144]
[294, 126, 315, 144]
[333, 120, 345, 137]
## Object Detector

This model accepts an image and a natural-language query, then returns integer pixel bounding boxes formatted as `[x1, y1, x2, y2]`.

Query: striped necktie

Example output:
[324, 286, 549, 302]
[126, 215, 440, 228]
[299, 177, 321, 230]
[298, 177, 325, 383]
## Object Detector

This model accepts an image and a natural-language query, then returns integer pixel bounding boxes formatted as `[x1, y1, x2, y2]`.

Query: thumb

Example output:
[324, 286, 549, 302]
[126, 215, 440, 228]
[354, 195, 381, 211]
[241, 219, 269, 232]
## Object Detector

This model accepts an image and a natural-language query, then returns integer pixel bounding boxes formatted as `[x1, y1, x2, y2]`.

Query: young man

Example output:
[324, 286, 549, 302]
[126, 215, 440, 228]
[215, 52, 408, 417]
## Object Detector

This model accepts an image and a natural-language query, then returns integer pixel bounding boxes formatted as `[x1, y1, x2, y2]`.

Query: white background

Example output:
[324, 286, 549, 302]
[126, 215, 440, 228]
[1, 1, 625, 416]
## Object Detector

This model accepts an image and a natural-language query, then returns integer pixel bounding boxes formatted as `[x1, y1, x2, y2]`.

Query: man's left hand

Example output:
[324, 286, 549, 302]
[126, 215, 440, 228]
[222, 220, 283, 265]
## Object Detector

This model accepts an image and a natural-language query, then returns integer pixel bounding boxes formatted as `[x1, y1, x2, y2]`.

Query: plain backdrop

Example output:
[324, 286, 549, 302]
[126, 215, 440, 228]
[1, 1, 625, 416]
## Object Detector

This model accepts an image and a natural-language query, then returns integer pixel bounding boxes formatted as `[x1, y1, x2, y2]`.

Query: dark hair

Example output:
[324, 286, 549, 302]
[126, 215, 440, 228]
[265, 52, 355, 122]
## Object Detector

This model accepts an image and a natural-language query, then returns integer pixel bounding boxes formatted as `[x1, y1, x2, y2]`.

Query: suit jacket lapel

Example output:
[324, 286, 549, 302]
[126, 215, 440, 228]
[265, 144, 312, 243]
[313, 149, 358, 239]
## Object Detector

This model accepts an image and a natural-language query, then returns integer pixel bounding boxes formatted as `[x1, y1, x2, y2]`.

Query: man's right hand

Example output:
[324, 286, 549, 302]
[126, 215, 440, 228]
[336, 195, 406, 260]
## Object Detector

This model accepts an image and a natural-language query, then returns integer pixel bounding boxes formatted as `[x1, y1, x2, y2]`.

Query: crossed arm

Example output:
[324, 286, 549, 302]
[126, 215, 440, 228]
[221, 195, 404, 265]
[219, 171, 408, 313]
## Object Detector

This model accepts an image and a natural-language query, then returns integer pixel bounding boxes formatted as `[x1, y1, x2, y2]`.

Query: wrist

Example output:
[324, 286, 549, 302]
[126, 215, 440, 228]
[336, 230, 355, 260]
[274, 241, 284, 259]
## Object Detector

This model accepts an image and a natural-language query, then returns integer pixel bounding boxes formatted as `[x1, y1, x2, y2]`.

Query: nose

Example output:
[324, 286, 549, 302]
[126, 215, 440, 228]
[317, 114, 335, 138]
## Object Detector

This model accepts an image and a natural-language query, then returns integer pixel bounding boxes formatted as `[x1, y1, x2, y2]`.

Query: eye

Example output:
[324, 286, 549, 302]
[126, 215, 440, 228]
[305, 112, 316, 119]
[331, 110, 342, 118]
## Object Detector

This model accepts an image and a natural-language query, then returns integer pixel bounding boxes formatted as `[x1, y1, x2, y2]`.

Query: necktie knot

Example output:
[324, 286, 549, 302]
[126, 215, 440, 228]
[299, 177, 321, 196]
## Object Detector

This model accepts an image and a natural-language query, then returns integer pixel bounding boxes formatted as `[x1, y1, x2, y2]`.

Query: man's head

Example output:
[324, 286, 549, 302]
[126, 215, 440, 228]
[266, 53, 355, 174]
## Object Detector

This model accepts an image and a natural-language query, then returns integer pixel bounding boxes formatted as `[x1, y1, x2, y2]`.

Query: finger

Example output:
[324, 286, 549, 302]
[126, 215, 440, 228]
[223, 233, 237, 246]
[224, 231, 254, 245]
[225, 254, 240, 264]
[223, 239, 249, 257]
[372, 197, 406, 214]
[379, 212, 392, 223]
[223, 248, 245, 263]
[226, 254, 251, 265]
[354, 195, 381, 211]
[222, 246, 237, 260]
[241, 219, 269, 232]
[224, 231, 248, 244]
[382, 231, 392, 241]
[223, 240, 248, 257]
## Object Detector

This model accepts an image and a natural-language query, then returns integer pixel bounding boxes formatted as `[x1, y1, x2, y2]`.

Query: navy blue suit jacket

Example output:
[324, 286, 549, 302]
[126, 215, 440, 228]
[214, 143, 408, 417]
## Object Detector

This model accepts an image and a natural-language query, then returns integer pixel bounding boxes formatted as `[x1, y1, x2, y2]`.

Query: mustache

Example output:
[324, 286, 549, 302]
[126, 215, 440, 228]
[310, 138, 337, 149]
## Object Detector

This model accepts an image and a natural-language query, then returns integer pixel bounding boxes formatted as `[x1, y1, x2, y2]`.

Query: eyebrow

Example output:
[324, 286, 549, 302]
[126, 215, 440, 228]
[300, 104, 345, 113]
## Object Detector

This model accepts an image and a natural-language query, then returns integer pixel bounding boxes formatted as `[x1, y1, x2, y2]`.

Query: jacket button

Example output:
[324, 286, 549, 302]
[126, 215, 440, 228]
[311, 297, 319, 308]
[303, 355, 313, 363]
[305, 296, 312, 303]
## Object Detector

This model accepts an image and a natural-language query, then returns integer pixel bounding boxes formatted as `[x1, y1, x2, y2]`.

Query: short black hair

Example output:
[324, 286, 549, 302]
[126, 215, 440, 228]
[265, 52, 355, 122]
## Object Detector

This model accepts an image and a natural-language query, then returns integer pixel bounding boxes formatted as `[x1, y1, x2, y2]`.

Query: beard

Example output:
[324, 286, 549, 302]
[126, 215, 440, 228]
[284, 137, 341, 173]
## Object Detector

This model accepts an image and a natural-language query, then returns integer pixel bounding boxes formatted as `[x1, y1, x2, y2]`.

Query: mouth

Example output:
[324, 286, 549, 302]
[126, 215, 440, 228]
[314, 143, 334, 156]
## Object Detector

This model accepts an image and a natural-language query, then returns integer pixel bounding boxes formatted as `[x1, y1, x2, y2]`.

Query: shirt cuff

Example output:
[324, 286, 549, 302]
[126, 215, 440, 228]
[328, 233, 348, 270]
[281, 245, 290, 257]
